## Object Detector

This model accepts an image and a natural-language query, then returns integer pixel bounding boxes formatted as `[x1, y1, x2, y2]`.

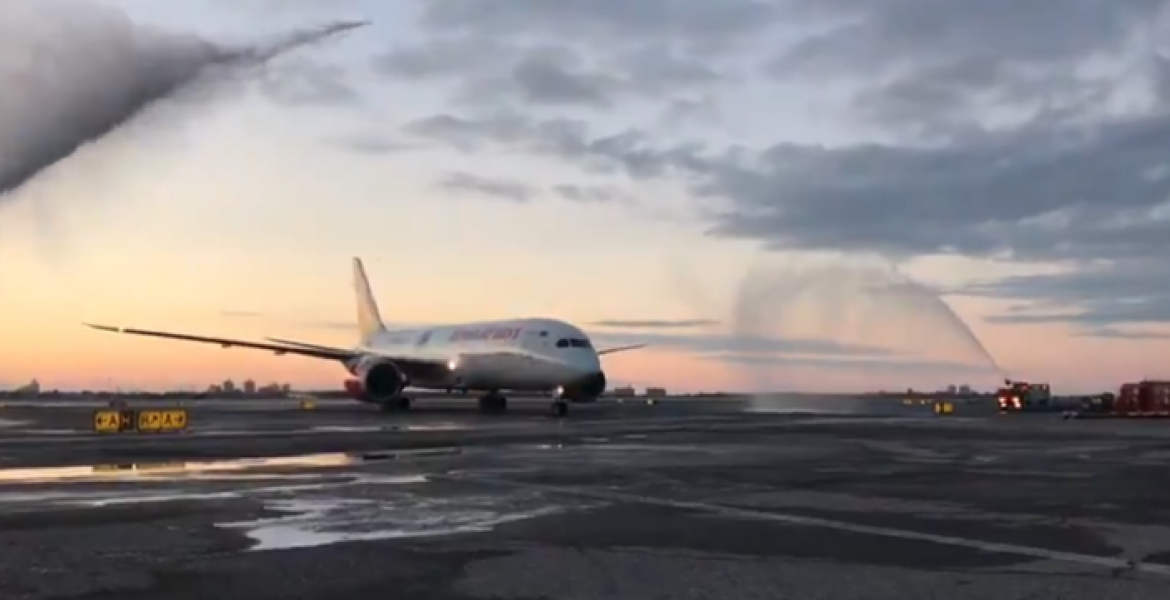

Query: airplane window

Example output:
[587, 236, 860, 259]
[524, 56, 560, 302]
[556, 339, 569, 348]
[540, 331, 549, 337]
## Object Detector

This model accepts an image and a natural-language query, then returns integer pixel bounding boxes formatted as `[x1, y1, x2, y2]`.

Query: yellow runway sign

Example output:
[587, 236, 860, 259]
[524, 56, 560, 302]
[93, 410, 136, 433]
[93, 408, 188, 433]
[136, 409, 188, 433]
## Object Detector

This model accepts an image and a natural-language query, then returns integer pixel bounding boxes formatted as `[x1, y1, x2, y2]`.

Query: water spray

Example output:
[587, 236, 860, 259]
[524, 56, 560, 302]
[672, 253, 1007, 411]
[0, 0, 367, 200]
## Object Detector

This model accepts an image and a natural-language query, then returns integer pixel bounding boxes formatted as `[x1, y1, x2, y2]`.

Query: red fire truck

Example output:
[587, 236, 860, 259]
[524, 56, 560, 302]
[997, 380, 1057, 412]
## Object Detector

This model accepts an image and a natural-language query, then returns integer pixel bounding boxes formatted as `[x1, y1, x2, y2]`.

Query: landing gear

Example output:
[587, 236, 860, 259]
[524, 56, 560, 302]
[478, 391, 508, 413]
[550, 400, 569, 418]
[378, 396, 412, 412]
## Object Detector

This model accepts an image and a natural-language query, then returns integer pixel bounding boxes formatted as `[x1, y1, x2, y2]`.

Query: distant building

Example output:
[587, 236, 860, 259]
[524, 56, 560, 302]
[13, 379, 40, 397]
[611, 386, 636, 398]
[644, 387, 667, 397]
[244, 379, 256, 395]
[222, 379, 236, 394]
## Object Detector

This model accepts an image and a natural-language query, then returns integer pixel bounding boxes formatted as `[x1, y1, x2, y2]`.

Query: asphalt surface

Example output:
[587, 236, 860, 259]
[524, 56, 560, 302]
[1, 395, 1169, 599]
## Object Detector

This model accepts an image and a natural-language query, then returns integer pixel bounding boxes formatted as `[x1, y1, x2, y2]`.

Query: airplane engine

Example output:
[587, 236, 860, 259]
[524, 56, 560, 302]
[563, 371, 607, 403]
[345, 359, 406, 402]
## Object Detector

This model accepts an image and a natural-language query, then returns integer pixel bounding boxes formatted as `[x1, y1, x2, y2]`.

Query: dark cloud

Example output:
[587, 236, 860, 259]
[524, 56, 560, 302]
[373, 36, 517, 80]
[416, 0, 779, 48]
[769, 0, 1166, 135]
[552, 184, 631, 203]
[659, 96, 721, 128]
[333, 135, 422, 155]
[402, 113, 710, 179]
[389, 0, 1170, 332]
[496, 52, 621, 106]
[590, 319, 718, 329]
[400, 109, 1170, 260]
[772, 0, 1158, 76]
[258, 59, 361, 106]
[374, 0, 733, 111]
[400, 105, 1170, 327]
[965, 261, 1170, 329]
[377, 40, 721, 109]
[437, 171, 536, 202]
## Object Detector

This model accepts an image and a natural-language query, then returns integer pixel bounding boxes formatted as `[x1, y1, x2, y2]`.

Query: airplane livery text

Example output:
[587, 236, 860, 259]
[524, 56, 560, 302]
[448, 328, 521, 342]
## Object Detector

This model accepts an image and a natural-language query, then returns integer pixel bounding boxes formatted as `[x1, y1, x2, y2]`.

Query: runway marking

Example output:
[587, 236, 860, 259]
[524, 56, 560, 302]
[0, 415, 749, 446]
[451, 474, 1170, 577]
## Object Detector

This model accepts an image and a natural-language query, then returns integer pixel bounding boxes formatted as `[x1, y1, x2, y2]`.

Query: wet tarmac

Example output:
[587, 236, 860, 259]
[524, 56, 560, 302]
[1, 395, 1169, 599]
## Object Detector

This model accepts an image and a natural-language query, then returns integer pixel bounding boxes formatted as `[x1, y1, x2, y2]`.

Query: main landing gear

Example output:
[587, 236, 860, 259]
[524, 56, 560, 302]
[478, 391, 508, 413]
[377, 396, 412, 412]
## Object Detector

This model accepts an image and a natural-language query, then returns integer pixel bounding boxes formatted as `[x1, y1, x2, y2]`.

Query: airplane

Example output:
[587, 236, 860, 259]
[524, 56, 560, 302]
[84, 258, 646, 417]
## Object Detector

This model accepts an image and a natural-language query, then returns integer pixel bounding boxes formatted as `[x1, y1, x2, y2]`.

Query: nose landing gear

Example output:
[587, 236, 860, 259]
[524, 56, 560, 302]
[550, 386, 569, 418]
[478, 391, 508, 413]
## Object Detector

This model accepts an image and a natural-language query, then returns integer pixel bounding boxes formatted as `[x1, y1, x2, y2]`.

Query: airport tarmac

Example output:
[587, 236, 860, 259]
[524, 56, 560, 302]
[1, 395, 1169, 599]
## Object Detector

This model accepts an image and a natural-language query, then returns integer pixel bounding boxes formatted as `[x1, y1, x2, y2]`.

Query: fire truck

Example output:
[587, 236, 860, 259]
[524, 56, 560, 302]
[997, 380, 1059, 412]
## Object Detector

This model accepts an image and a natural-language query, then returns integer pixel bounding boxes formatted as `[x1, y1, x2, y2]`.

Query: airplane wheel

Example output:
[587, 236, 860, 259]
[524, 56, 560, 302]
[379, 397, 411, 412]
[478, 394, 507, 413]
[550, 401, 568, 418]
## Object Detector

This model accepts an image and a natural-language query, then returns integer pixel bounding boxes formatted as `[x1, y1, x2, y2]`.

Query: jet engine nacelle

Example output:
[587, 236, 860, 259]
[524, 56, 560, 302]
[344, 358, 406, 403]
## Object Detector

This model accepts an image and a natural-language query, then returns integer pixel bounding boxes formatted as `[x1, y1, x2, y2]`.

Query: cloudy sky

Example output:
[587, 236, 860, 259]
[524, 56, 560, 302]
[3, 0, 1170, 394]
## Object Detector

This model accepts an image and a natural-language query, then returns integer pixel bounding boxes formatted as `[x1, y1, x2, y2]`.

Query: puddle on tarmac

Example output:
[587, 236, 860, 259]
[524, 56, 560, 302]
[220, 490, 601, 551]
[309, 422, 469, 433]
[0, 448, 462, 484]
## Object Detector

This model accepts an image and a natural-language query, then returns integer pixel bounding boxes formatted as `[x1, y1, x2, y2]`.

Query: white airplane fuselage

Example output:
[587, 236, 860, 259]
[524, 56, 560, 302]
[346, 317, 606, 401]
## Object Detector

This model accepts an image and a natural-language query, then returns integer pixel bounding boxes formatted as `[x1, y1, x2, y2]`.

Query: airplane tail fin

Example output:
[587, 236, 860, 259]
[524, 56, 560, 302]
[352, 257, 386, 341]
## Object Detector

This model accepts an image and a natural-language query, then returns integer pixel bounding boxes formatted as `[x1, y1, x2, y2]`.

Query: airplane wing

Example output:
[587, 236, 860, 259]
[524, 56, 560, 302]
[84, 324, 357, 360]
[82, 324, 452, 382]
[264, 336, 454, 380]
[597, 343, 647, 356]
[264, 337, 352, 354]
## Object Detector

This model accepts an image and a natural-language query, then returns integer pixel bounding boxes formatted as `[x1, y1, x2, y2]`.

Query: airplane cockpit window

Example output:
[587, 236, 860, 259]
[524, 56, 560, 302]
[556, 339, 569, 348]
[569, 339, 592, 348]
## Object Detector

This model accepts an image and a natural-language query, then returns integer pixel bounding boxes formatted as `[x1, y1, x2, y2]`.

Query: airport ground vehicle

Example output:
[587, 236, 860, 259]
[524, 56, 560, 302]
[997, 380, 1062, 412]
[1068, 381, 1170, 419]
